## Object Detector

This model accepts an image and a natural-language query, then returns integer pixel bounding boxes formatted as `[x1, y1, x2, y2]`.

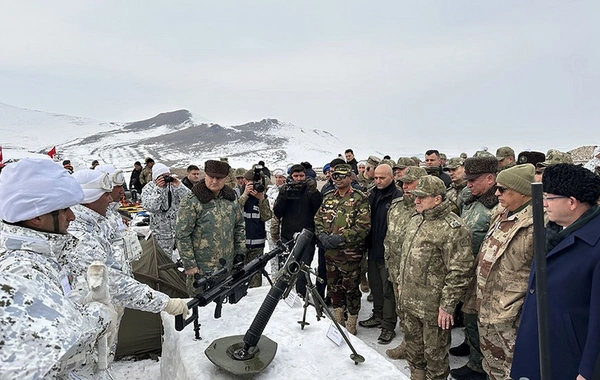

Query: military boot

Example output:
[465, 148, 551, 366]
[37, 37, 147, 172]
[332, 307, 345, 327]
[385, 341, 406, 360]
[346, 314, 358, 335]
[410, 368, 426, 380]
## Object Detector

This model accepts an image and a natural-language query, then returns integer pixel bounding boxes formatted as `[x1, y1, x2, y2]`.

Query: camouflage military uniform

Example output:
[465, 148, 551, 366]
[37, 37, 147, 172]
[458, 186, 500, 374]
[67, 204, 169, 312]
[175, 180, 246, 296]
[140, 166, 152, 186]
[106, 202, 143, 277]
[141, 181, 190, 255]
[314, 187, 370, 315]
[356, 171, 372, 191]
[476, 203, 534, 380]
[397, 199, 473, 380]
[0, 222, 111, 378]
[446, 182, 468, 215]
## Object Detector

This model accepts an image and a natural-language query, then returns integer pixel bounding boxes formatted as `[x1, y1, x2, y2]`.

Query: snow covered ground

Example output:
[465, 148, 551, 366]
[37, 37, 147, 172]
[112, 258, 467, 379]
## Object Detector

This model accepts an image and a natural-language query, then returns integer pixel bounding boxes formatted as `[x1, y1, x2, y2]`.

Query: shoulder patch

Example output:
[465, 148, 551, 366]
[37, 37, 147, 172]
[445, 214, 462, 229]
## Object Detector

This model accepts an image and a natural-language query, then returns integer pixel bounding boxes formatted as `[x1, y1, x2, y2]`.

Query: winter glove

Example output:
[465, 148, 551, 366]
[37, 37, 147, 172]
[327, 234, 344, 248]
[233, 253, 245, 266]
[164, 298, 189, 318]
[318, 233, 333, 249]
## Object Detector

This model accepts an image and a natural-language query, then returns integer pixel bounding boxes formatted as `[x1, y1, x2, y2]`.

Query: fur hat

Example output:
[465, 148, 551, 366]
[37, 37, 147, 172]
[204, 160, 230, 178]
[464, 156, 498, 180]
[517, 151, 545, 166]
[543, 163, 600, 204]
[496, 164, 535, 196]
[412, 175, 446, 197]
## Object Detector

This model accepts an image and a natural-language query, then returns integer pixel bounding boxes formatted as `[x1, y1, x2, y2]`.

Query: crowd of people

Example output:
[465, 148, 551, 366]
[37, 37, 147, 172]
[1, 145, 600, 379]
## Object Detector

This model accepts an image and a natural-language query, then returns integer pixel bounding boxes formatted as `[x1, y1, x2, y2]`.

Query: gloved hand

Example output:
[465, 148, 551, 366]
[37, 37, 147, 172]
[318, 233, 333, 249]
[328, 234, 344, 248]
[164, 298, 189, 318]
[233, 253, 245, 266]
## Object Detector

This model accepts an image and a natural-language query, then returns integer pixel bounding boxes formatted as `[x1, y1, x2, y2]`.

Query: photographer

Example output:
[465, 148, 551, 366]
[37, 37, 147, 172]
[239, 169, 272, 288]
[273, 164, 322, 297]
[142, 163, 190, 257]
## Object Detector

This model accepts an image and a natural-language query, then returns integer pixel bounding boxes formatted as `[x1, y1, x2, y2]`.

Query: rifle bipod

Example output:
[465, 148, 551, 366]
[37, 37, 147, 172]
[297, 263, 365, 365]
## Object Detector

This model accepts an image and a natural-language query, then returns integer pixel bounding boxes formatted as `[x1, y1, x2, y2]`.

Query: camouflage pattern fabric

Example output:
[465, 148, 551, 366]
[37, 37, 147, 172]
[141, 181, 190, 254]
[315, 187, 371, 315]
[67, 205, 169, 312]
[479, 319, 519, 380]
[356, 171, 372, 191]
[245, 247, 264, 288]
[401, 310, 451, 380]
[383, 195, 416, 285]
[140, 166, 152, 186]
[175, 190, 246, 296]
[446, 182, 468, 215]
[106, 202, 132, 276]
[475, 204, 534, 324]
[397, 199, 473, 322]
[326, 259, 362, 314]
[0, 222, 111, 378]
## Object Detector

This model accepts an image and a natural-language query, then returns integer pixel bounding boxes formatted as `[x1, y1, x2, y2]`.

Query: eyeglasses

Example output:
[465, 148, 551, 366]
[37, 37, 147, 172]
[331, 173, 348, 180]
[543, 195, 567, 201]
[496, 186, 508, 194]
[80, 173, 113, 192]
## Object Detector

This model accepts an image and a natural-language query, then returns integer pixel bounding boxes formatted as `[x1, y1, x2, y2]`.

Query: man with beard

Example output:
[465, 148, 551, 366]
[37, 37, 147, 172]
[360, 163, 402, 344]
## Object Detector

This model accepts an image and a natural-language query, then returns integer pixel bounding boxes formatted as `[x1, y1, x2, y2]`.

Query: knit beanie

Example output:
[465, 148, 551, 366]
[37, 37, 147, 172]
[543, 163, 600, 204]
[496, 164, 535, 196]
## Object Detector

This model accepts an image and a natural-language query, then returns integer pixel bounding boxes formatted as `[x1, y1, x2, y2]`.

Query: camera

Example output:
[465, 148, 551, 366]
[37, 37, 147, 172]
[252, 166, 266, 193]
[163, 174, 174, 183]
[285, 177, 306, 200]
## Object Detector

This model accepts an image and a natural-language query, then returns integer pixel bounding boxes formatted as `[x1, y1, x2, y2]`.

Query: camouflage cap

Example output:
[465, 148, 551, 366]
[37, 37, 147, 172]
[496, 146, 515, 160]
[474, 150, 495, 158]
[332, 163, 352, 175]
[395, 157, 414, 169]
[234, 167, 246, 178]
[538, 149, 573, 167]
[411, 175, 446, 197]
[367, 155, 381, 167]
[439, 153, 447, 160]
[380, 158, 396, 168]
[445, 157, 465, 169]
[400, 166, 427, 183]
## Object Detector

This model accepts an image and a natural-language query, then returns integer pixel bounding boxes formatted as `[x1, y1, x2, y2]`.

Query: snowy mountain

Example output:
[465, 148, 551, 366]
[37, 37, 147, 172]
[0, 103, 361, 171]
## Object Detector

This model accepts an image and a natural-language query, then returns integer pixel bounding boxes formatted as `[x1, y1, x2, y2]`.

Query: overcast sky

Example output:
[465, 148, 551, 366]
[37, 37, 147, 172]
[1, 1, 598, 157]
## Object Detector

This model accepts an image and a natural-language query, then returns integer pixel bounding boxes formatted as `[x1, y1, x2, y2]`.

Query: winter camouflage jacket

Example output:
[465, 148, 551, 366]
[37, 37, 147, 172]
[141, 181, 190, 254]
[0, 222, 111, 379]
[67, 205, 169, 312]
[383, 195, 416, 283]
[476, 203, 534, 324]
[397, 199, 473, 321]
[314, 187, 371, 262]
[460, 188, 500, 313]
[175, 181, 245, 273]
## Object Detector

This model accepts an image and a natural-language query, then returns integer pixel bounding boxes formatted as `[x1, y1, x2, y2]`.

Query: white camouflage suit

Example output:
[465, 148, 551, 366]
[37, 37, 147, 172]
[141, 181, 190, 254]
[106, 202, 142, 277]
[0, 222, 111, 379]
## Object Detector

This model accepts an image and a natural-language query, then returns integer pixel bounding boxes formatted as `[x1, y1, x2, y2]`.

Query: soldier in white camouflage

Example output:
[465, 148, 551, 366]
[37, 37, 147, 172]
[383, 165, 427, 360]
[142, 163, 191, 256]
[176, 160, 246, 296]
[315, 164, 371, 335]
[475, 164, 536, 380]
[397, 175, 473, 380]
[450, 156, 500, 380]
[67, 169, 190, 366]
[0, 158, 112, 378]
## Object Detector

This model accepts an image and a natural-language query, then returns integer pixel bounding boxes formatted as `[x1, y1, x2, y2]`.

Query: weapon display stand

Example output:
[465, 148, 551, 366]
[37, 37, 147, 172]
[297, 263, 365, 365]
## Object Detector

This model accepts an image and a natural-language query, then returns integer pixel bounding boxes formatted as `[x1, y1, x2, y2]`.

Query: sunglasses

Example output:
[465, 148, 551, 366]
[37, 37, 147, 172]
[496, 186, 508, 194]
[331, 173, 349, 180]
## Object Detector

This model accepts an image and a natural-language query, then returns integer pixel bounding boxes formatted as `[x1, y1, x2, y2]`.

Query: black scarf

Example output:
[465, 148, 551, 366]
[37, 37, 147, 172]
[546, 204, 600, 252]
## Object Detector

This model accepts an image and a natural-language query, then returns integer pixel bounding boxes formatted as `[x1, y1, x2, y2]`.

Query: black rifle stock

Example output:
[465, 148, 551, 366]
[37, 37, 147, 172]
[174, 239, 293, 332]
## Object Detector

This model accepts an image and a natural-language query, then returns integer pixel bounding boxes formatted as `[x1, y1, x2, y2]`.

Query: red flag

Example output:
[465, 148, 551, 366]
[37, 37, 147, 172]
[47, 146, 57, 159]
[0, 145, 3, 163]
